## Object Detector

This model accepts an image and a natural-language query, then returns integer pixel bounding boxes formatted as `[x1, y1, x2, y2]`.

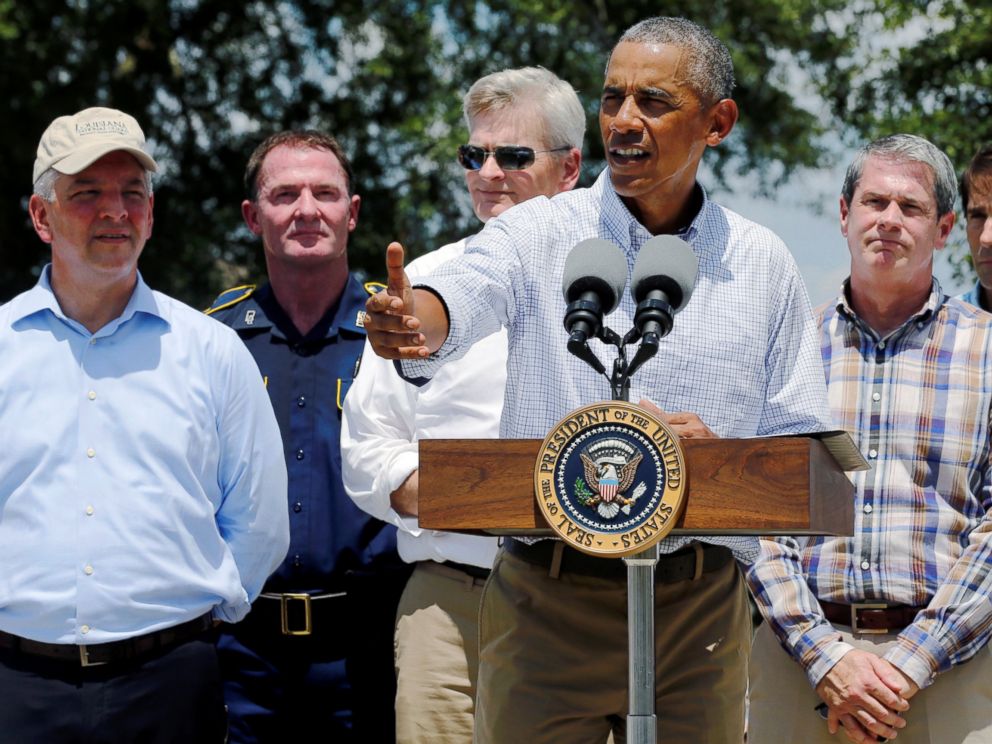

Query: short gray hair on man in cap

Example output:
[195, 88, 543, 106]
[463, 66, 585, 153]
[842, 134, 957, 218]
[611, 17, 736, 107]
[32, 106, 157, 201]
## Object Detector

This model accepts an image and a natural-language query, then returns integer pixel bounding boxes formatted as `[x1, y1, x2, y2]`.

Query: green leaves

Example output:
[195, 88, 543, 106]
[3, 0, 988, 303]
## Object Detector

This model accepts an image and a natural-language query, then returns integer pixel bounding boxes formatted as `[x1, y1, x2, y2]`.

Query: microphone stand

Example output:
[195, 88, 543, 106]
[568, 325, 660, 744]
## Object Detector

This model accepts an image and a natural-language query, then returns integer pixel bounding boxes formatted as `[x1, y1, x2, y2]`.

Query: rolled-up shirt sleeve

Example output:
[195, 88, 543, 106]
[342, 338, 422, 535]
[747, 536, 855, 687]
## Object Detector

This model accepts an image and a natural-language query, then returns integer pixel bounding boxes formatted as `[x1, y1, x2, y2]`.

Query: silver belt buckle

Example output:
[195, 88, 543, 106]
[850, 602, 890, 634]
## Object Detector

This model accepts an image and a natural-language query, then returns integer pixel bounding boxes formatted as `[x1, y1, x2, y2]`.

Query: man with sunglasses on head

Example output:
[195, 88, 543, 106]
[342, 66, 582, 743]
[363, 16, 829, 744]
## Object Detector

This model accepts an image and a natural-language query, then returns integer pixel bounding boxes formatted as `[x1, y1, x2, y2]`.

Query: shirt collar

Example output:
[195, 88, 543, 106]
[595, 168, 708, 253]
[834, 275, 944, 338]
[251, 275, 370, 342]
[10, 265, 167, 335]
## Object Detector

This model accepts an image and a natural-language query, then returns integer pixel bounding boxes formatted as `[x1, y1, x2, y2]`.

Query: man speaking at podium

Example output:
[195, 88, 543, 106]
[364, 16, 830, 744]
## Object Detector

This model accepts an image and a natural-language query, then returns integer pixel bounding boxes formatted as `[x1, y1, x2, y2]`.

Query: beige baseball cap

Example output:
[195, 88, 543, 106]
[33, 106, 158, 184]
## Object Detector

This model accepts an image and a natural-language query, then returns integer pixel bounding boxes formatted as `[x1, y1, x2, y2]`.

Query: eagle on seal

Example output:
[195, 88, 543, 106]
[580, 444, 643, 518]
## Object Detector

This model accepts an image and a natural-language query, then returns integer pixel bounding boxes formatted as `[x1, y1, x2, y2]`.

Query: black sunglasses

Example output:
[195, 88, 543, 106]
[457, 144, 571, 171]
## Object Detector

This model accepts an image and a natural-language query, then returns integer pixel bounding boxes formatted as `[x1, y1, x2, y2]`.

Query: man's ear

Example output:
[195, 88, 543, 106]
[242, 199, 263, 236]
[28, 195, 54, 244]
[705, 99, 738, 147]
[348, 194, 361, 233]
[839, 195, 850, 238]
[933, 210, 955, 251]
[559, 148, 582, 192]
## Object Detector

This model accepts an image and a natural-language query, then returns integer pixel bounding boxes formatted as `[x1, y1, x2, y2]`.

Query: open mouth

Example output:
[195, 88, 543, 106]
[609, 147, 650, 166]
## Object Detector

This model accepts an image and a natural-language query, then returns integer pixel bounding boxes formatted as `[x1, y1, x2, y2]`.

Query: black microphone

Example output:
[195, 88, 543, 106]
[630, 235, 697, 341]
[624, 236, 698, 377]
[561, 239, 628, 374]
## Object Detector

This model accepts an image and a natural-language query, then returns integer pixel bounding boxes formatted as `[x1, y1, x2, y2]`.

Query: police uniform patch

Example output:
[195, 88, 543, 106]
[534, 401, 687, 557]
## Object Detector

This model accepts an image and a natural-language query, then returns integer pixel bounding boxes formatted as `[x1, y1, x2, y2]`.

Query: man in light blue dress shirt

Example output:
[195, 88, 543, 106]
[0, 107, 289, 742]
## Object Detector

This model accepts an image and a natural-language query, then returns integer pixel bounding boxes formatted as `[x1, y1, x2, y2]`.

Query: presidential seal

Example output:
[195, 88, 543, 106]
[534, 401, 687, 557]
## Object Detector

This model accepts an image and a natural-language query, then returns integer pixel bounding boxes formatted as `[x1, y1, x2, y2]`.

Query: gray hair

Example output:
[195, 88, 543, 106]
[32, 166, 154, 202]
[612, 17, 735, 106]
[463, 66, 585, 151]
[841, 134, 957, 218]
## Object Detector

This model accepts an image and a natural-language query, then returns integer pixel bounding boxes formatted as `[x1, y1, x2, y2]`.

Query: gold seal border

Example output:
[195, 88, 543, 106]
[534, 401, 688, 558]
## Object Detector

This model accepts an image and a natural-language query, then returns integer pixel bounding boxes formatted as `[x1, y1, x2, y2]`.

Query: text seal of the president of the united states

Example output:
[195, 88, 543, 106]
[534, 401, 687, 557]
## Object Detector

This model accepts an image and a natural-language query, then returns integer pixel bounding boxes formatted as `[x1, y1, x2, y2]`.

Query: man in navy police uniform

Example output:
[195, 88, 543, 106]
[208, 130, 407, 743]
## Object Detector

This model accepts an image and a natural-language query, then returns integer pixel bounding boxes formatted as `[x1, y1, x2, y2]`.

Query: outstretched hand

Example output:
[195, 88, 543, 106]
[364, 242, 431, 360]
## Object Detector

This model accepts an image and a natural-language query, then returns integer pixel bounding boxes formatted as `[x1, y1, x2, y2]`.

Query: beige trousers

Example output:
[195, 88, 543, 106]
[749, 621, 992, 744]
[474, 547, 751, 744]
[394, 561, 487, 744]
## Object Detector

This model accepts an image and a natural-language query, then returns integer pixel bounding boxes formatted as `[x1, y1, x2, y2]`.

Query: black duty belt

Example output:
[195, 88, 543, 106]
[819, 600, 925, 634]
[505, 540, 732, 582]
[0, 613, 213, 668]
[254, 591, 348, 636]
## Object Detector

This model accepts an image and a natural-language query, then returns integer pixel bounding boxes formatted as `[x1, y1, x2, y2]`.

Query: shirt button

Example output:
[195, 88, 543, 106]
[861, 560, 870, 570]
[89, 339, 97, 345]
[86, 448, 96, 458]
[868, 449, 878, 459]
[863, 504, 873, 514]
[81, 625, 90, 634]
[293, 554, 302, 568]
[88, 390, 97, 400]
[296, 449, 305, 461]
[878, 341, 886, 350]
[85, 505, 94, 516]
[83, 564, 94, 576]
[872, 392, 881, 402]
[297, 396, 306, 408]
[293, 502, 302, 513]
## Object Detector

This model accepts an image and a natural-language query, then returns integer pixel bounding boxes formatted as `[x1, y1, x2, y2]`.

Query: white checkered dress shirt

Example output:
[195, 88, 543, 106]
[403, 169, 831, 563]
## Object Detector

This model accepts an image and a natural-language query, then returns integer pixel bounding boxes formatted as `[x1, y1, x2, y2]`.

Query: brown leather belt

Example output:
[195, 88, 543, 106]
[820, 600, 924, 634]
[0, 614, 213, 667]
[505, 539, 732, 582]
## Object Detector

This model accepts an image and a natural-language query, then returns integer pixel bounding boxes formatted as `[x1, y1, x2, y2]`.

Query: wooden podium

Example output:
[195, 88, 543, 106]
[418, 433, 859, 536]
[417, 431, 859, 743]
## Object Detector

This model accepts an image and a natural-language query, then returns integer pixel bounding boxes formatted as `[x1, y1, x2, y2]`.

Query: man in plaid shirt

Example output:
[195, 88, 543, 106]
[747, 134, 992, 744]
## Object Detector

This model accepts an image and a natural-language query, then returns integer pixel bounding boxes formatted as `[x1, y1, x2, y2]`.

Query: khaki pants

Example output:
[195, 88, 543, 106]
[394, 561, 487, 744]
[749, 621, 992, 744]
[475, 547, 751, 744]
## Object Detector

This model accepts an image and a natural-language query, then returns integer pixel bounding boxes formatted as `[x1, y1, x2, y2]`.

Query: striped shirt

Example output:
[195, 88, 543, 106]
[403, 169, 831, 563]
[747, 280, 992, 689]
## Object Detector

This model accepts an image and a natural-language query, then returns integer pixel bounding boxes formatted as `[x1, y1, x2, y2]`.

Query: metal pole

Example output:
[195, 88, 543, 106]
[625, 543, 659, 744]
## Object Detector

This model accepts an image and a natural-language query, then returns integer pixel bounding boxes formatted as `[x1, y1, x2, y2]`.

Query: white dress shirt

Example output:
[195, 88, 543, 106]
[342, 239, 501, 569]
